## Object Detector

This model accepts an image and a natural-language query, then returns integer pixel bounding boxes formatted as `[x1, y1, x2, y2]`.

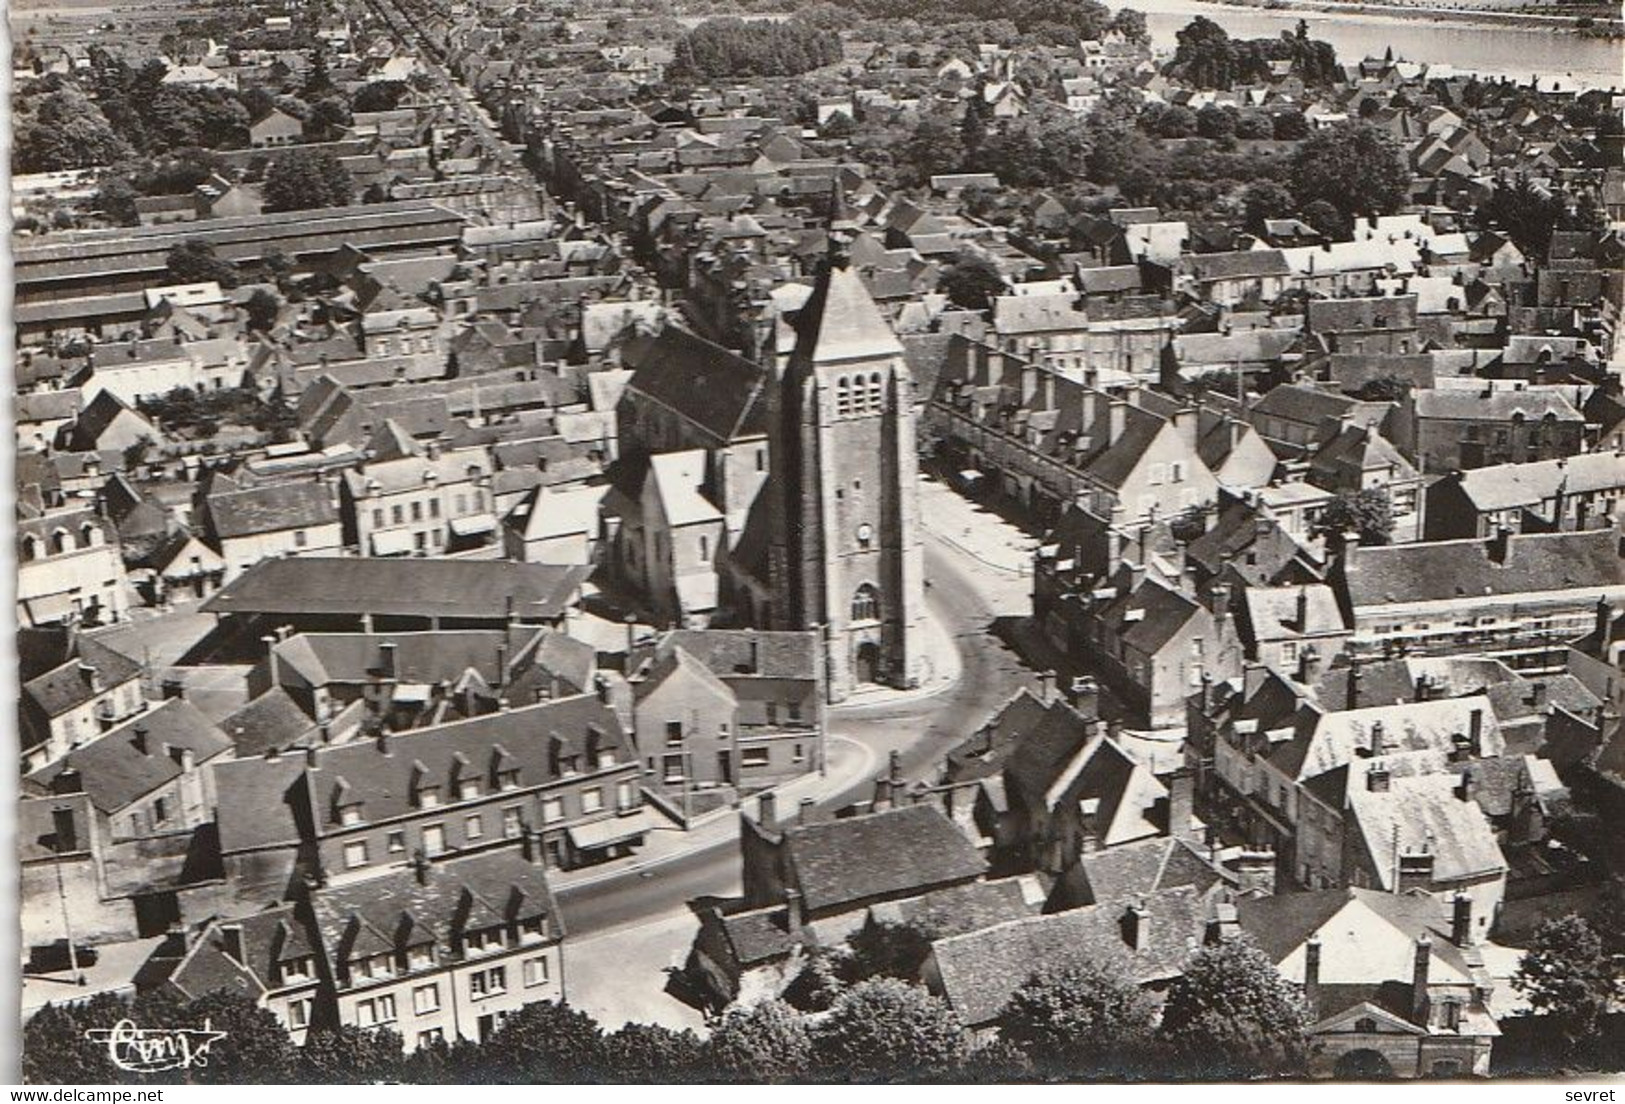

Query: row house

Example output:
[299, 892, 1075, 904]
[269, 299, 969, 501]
[24, 699, 231, 842]
[17, 504, 132, 628]
[1422, 451, 1625, 540]
[163, 845, 564, 1051]
[340, 443, 498, 557]
[214, 694, 649, 899]
[1393, 386, 1587, 472]
[200, 475, 345, 582]
[929, 336, 1223, 530]
[1337, 528, 1625, 670]
[21, 630, 148, 773]
[626, 629, 824, 804]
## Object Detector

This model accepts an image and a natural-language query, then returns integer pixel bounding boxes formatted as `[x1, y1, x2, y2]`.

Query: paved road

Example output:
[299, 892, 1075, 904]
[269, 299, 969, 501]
[555, 530, 1038, 935]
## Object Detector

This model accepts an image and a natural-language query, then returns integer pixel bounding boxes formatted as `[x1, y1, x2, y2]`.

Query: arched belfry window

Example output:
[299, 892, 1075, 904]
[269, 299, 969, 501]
[835, 376, 853, 417]
[51, 529, 72, 555]
[864, 371, 884, 413]
[851, 584, 880, 622]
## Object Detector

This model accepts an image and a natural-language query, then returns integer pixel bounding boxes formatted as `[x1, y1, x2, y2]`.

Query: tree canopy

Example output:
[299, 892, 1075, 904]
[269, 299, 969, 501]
[998, 958, 1160, 1078]
[1159, 935, 1314, 1080]
[814, 977, 972, 1080]
[1289, 122, 1412, 221]
[1514, 913, 1622, 1060]
[706, 999, 814, 1082]
[262, 148, 355, 212]
[670, 18, 842, 80]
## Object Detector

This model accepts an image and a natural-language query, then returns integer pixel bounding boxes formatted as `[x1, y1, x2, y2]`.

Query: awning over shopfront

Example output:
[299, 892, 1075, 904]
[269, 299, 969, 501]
[449, 515, 496, 537]
[567, 810, 655, 851]
[370, 529, 415, 556]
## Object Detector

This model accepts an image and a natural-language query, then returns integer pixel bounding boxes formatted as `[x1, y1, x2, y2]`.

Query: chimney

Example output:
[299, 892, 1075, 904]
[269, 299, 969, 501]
[132, 724, 151, 755]
[624, 615, 638, 656]
[747, 637, 760, 674]
[873, 774, 894, 810]
[593, 673, 610, 705]
[1347, 662, 1362, 708]
[1303, 935, 1321, 1017]
[263, 634, 281, 686]
[496, 642, 510, 689]
[1299, 644, 1324, 686]
[785, 887, 806, 933]
[1108, 398, 1128, 443]
[412, 849, 432, 885]
[51, 806, 79, 853]
[1123, 901, 1150, 951]
[1596, 597, 1613, 644]
[522, 827, 545, 865]
[305, 745, 319, 768]
[758, 791, 777, 830]
[1167, 766, 1195, 841]
[377, 730, 392, 756]
[1412, 932, 1432, 1023]
[378, 641, 398, 680]
[50, 768, 84, 796]
[1457, 767, 1477, 804]
[1468, 708, 1483, 755]
[798, 796, 814, 826]
[1451, 892, 1474, 947]
[1488, 525, 1513, 565]
[888, 749, 903, 789]
[1367, 760, 1391, 792]
[221, 925, 245, 966]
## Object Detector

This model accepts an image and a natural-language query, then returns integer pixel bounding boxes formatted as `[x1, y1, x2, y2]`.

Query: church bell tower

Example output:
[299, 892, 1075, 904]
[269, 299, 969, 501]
[763, 214, 927, 701]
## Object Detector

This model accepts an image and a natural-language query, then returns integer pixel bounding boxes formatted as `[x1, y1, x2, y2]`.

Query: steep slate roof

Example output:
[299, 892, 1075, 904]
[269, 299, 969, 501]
[309, 847, 561, 974]
[220, 689, 317, 758]
[166, 906, 312, 1001]
[783, 804, 985, 913]
[1070, 835, 1230, 907]
[930, 885, 1207, 1025]
[25, 700, 231, 815]
[23, 636, 143, 719]
[1276, 695, 1504, 782]
[621, 325, 767, 443]
[791, 259, 905, 366]
[301, 694, 630, 834]
[1343, 530, 1625, 607]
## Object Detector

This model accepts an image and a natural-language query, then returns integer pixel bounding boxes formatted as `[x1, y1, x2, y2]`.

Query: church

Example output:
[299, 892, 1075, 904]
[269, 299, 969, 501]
[607, 226, 927, 702]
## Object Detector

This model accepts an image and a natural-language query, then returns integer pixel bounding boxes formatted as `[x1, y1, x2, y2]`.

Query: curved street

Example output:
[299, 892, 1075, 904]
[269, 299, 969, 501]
[555, 525, 1039, 936]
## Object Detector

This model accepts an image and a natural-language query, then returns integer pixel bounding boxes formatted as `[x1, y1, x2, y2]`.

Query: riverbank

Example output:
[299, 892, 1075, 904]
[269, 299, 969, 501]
[1200, 0, 1621, 36]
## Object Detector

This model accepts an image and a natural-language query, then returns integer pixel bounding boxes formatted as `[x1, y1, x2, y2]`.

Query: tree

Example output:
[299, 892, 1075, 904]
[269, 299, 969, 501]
[1272, 109, 1310, 141]
[842, 918, 939, 984]
[1109, 7, 1150, 44]
[1313, 487, 1395, 546]
[1234, 113, 1274, 140]
[482, 1001, 605, 1081]
[1197, 104, 1239, 141]
[895, 109, 967, 190]
[603, 1022, 707, 1082]
[262, 148, 354, 213]
[939, 251, 1006, 312]
[974, 104, 1092, 187]
[244, 288, 282, 333]
[14, 85, 133, 171]
[180, 990, 300, 1084]
[670, 18, 842, 80]
[1149, 104, 1199, 139]
[998, 959, 1159, 1078]
[1354, 374, 1412, 402]
[1479, 176, 1568, 258]
[1159, 935, 1314, 1080]
[22, 996, 127, 1084]
[353, 80, 408, 113]
[95, 176, 142, 226]
[299, 1025, 405, 1083]
[814, 977, 971, 1081]
[306, 97, 353, 143]
[1168, 17, 1239, 89]
[166, 239, 240, 288]
[1301, 199, 1347, 241]
[1514, 913, 1622, 1060]
[1241, 180, 1295, 236]
[706, 999, 813, 1082]
[1289, 122, 1412, 220]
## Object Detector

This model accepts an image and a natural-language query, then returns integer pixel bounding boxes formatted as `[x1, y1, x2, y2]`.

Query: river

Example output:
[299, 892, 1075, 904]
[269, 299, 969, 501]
[1137, 0, 1622, 89]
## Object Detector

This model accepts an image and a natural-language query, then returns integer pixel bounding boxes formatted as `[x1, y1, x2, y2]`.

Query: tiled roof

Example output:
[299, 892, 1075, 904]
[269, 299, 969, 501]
[1344, 529, 1625, 608]
[621, 324, 767, 443]
[930, 885, 1206, 1025]
[783, 804, 985, 913]
[220, 689, 318, 758]
[207, 481, 338, 539]
[1346, 773, 1507, 888]
[25, 700, 231, 815]
[202, 557, 589, 621]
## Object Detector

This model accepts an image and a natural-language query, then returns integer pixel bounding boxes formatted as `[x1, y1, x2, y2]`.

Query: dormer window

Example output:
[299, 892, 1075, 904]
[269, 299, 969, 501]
[596, 750, 615, 770]
[458, 778, 480, 801]
[497, 768, 519, 791]
[353, 952, 395, 981]
[520, 915, 550, 943]
[279, 956, 314, 983]
[416, 785, 441, 809]
[337, 803, 363, 827]
[559, 755, 579, 776]
[465, 927, 506, 954]
[407, 945, 435, 970]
